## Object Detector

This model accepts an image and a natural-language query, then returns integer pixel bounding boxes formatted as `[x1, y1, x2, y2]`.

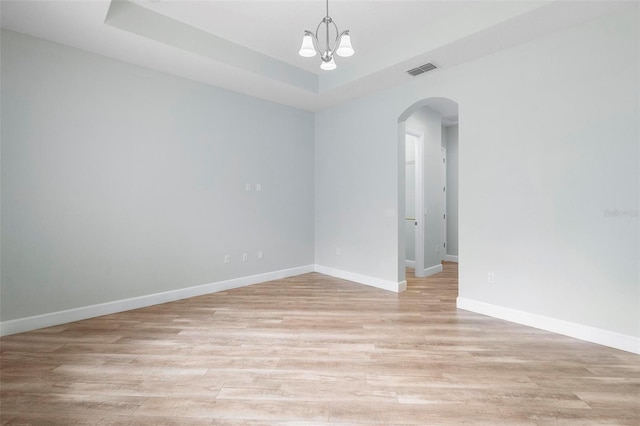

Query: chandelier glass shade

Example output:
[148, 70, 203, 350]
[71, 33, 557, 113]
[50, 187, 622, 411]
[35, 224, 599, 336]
[298, 0, 354, 70]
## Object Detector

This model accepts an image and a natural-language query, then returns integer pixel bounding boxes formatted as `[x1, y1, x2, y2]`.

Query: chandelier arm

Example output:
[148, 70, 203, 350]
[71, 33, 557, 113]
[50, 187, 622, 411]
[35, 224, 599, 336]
[315, 19, 340, 60]
[326, 18, 330, 57]
[314, 20, 324, 39]
[314, 20, 324, 54]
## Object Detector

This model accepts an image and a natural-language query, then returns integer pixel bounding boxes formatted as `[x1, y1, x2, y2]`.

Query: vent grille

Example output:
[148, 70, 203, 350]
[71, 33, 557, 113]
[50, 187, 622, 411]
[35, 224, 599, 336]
[407, 63, 437, 76]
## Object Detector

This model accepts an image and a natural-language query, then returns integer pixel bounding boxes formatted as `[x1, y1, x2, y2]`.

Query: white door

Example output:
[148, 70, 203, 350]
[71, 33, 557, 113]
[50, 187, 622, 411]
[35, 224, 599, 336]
[405, 130, 425, 276]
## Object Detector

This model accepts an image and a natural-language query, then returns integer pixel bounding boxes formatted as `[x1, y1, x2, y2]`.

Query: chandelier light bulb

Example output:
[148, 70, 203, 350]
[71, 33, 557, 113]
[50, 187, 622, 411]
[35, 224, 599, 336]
[298, 34, 317, 57]
[320, 57, 337, 71]
[336, 33, 354, 57]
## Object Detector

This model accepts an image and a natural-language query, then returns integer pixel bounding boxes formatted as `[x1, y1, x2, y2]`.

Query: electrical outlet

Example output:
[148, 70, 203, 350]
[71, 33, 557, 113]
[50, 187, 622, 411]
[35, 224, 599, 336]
[242, 253, 248, 262]
[224, 255, 231, 264]
[256, 183, 262, 192]
[488, 272, 495, 283]
[245, 183, 251, 192]
[336, 247, 341, 256]
[257, 250, 263, 259]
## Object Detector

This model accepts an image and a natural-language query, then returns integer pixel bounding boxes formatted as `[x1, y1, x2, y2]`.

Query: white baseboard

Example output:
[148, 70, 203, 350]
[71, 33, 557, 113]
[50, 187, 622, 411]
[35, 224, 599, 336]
[314, 265, 406, 293]
[0, 265, 315, 337]
[423, 263, 443, 277]
[445, 255, 458, 262]
[405, 263, 442, 277]
[457, 297, 640, 355]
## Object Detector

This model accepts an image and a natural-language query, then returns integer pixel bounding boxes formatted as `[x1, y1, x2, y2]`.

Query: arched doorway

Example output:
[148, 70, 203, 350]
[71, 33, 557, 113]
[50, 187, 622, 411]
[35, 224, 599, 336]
[397, 98, 459, 284]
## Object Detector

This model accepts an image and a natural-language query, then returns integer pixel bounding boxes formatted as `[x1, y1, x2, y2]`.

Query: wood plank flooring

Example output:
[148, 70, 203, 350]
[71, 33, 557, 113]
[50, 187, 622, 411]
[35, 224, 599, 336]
[1, 263, 638, 425]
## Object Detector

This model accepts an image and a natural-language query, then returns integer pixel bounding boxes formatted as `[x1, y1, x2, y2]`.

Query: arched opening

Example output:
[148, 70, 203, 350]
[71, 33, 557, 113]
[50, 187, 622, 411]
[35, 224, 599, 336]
[397, 98, 459, 284]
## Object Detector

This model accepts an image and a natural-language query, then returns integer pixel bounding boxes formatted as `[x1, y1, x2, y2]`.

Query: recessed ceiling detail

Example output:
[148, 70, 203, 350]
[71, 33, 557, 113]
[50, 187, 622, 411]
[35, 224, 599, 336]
[0, 0, 633, 111]
[104, 0, 318, 93]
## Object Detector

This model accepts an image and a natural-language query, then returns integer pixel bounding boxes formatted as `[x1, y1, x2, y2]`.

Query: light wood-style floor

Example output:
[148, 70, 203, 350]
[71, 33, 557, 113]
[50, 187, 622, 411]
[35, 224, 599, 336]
[1, 263, 638, 425]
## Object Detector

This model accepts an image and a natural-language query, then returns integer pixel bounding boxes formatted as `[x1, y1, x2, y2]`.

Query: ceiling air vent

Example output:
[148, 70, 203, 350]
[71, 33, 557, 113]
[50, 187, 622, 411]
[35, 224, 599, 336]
[407, 63, 437, 77]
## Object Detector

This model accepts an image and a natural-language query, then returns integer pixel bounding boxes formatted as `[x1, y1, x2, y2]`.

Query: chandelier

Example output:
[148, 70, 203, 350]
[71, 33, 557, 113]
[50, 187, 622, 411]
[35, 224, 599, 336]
[298, 0, 354, 71]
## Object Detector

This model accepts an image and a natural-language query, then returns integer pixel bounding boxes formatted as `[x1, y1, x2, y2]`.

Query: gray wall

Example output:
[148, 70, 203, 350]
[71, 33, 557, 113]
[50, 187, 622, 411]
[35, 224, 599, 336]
[314, 9, 639, 338]
[1, 30, 315, 321]
[445, 125, 459, 256]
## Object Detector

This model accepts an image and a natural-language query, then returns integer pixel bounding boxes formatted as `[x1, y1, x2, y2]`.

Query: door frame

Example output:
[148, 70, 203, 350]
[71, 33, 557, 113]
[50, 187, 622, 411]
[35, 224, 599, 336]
[397, 97, 459, 285]
[441, 146, 447, 263]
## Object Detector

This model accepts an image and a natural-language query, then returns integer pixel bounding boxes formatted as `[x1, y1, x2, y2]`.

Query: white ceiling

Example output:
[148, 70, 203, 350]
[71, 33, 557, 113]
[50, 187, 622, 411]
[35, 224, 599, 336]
[0, 1, 633, 112]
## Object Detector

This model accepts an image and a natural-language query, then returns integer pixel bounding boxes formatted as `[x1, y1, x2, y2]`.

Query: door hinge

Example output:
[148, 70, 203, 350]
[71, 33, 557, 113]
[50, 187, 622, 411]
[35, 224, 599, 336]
[443, 186, 446, 192]
[444, 242, 446, 248]
[443, 214, 446, 219]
